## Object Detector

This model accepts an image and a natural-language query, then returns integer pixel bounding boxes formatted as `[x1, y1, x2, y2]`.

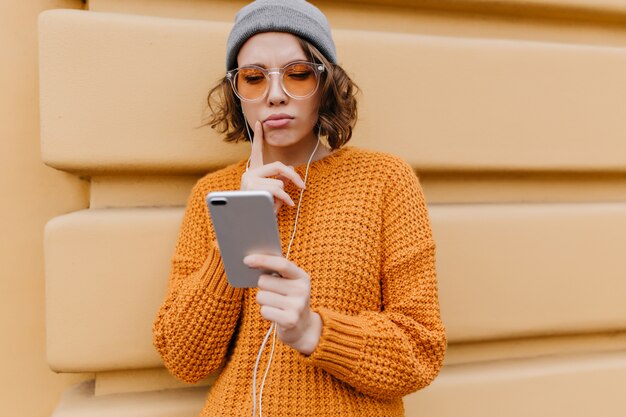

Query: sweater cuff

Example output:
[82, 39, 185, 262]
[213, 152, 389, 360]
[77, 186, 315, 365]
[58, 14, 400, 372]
[304, 307, 366, 379]
[196, 245, 244, 300]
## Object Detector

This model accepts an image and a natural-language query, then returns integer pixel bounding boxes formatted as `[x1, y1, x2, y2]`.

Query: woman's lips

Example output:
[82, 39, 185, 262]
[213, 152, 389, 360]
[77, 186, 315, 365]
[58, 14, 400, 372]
[264, 114, 293, 128]
[264, 118, 292, 128]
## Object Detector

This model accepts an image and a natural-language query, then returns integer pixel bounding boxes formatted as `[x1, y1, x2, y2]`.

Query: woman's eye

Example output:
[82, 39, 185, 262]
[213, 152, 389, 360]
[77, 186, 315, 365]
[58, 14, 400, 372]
[244, 75, 264, 84]
[287, 72, 312, 80]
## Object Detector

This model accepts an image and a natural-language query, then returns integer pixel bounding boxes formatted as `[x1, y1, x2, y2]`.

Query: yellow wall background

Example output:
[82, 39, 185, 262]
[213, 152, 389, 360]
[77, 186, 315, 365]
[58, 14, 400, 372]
[0, 1, 90, 416]
[3, 0, 626, 416]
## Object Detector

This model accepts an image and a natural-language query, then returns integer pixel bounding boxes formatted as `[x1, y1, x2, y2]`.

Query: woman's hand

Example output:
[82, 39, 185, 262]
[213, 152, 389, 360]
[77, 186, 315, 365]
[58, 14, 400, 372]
[243, 254, 322, 356]
[240, 121, 305, 213]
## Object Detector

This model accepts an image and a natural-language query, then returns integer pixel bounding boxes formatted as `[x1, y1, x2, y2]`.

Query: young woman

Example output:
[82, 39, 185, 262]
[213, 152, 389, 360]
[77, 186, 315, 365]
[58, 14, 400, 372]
[153, 1, 447, 416]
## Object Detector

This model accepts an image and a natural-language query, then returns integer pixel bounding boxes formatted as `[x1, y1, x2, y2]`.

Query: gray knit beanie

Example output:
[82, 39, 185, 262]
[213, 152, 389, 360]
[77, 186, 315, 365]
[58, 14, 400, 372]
[226, 0, 337, 70]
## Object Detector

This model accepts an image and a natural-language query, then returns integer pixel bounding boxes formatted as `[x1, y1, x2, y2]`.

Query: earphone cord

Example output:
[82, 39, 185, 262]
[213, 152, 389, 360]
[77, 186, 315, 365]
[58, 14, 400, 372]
[249, 125, 321, 417]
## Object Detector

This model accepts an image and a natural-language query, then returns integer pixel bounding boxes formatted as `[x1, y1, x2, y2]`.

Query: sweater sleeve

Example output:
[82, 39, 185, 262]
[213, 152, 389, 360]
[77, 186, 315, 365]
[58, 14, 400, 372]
[303, 158, 447, 400]
[153, 181, 245, 383]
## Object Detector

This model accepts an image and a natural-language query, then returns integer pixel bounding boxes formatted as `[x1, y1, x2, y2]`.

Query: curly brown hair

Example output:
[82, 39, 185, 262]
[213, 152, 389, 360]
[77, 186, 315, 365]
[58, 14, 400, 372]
[204, 37, 359, 150]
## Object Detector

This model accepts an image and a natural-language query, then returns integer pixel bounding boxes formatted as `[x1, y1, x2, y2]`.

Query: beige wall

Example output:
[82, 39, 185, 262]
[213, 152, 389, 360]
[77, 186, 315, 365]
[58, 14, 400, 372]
[0, 1, 91, 416]
[89, 0, 626, 47]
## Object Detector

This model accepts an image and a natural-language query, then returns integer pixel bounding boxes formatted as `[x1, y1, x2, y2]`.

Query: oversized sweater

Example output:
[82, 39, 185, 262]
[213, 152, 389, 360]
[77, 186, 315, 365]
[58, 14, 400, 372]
[153, 145, 447, 417]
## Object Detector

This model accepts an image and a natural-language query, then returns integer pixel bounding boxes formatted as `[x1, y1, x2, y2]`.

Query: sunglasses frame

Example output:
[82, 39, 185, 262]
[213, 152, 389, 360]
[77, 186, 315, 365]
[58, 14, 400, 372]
[226, 61, 325, 102]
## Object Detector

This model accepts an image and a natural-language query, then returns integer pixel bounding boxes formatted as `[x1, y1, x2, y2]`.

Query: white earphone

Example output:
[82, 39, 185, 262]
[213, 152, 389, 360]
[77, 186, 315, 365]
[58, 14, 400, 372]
[242, 107, 321, 417]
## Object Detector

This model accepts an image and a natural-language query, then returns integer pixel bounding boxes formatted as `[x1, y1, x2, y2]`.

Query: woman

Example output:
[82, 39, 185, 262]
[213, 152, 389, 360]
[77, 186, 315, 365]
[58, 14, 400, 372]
[153, 1, 446, 416]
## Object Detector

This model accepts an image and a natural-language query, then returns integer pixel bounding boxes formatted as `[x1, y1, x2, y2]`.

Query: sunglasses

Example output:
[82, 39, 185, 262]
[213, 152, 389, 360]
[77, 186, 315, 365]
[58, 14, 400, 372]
[226, 61, 325, 102]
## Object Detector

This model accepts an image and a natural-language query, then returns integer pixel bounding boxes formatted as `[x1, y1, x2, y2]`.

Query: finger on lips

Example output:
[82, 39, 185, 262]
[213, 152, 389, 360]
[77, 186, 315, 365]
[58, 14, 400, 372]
[247, 120, 305, 190]
[249, 120, 264, 169]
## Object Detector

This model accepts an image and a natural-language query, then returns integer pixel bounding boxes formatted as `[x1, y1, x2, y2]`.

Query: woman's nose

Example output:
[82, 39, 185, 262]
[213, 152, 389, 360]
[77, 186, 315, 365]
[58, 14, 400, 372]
[266, 72, 288, 105]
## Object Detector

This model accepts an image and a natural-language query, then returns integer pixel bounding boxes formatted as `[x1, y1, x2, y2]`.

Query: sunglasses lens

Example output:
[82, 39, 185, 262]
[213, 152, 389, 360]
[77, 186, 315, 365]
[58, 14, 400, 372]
[283, 63, 319, 98]
[235, 68, 267, 101]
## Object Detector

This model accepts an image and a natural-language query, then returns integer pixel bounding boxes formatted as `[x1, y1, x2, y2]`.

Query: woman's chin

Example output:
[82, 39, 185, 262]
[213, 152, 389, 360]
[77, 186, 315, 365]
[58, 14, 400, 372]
[264, 132, 297, 148]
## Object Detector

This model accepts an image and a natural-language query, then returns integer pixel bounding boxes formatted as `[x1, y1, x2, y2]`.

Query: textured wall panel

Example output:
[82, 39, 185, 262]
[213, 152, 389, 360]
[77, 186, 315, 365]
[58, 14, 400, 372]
[39, 10, 244, 174]
[39, 9, 626, 174]
[407, 350, 626, 417]
[44, 203, 626, 371]
[45, 208, 183, 371]
[433, 202, 626, 342]
[53, 380, 206, 417]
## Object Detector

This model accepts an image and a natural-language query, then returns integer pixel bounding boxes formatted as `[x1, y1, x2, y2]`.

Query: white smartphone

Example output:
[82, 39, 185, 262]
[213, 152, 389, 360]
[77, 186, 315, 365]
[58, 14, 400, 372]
[206, 190, 283, 288]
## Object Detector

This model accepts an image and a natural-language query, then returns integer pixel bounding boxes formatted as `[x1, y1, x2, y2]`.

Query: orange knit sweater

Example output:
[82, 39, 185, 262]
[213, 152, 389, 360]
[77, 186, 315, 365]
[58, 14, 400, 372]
[153, 146, 447, 417]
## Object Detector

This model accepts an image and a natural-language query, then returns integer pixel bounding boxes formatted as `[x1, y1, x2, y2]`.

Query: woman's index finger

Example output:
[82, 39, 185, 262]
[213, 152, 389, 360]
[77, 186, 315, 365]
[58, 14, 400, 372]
[244, 254, 303, 280]
[249, 120, 264, 169]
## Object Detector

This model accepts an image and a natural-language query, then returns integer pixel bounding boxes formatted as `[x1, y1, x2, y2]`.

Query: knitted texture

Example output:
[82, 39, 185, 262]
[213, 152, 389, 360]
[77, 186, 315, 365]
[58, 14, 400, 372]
[226, 0, 337, 70]
[153, 146, 447, 417]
